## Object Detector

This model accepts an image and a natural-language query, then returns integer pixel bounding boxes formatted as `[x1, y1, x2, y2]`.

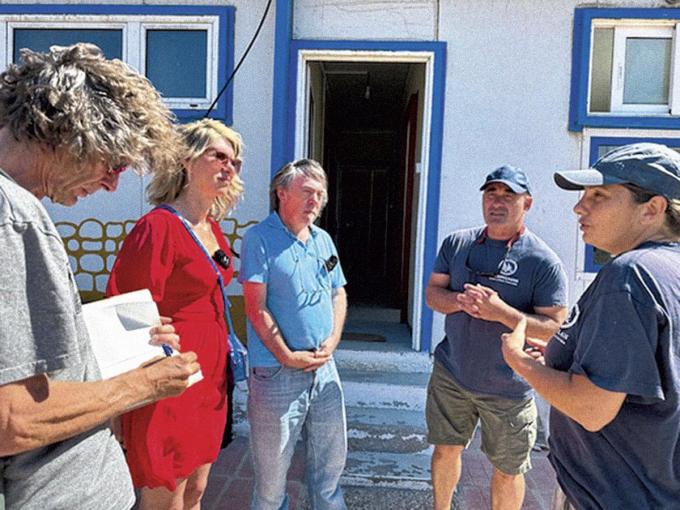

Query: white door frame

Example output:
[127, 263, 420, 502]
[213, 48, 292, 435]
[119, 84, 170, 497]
[293, 49, 436, 351]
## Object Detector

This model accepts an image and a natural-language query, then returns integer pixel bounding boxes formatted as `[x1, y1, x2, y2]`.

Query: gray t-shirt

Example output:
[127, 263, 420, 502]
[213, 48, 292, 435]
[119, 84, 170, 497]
[0, 170, 133, 509]
[433, 227, 568, 399]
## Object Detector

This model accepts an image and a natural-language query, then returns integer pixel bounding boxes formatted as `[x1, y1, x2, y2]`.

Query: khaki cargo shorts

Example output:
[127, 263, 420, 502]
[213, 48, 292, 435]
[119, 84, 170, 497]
[426, 360, 537, 475]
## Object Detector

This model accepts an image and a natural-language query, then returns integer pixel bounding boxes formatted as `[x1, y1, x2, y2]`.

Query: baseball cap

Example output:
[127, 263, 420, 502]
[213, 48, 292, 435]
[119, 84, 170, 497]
[554, 143, 680, 199]
[480, 165, 532, 195]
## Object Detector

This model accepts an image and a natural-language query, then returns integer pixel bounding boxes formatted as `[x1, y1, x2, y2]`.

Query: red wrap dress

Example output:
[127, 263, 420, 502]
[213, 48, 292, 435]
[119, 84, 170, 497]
[106, 207, 233, 490]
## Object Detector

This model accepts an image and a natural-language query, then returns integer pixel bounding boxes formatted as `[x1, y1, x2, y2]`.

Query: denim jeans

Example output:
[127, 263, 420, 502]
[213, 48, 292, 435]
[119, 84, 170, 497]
[248, 359, 347, 510]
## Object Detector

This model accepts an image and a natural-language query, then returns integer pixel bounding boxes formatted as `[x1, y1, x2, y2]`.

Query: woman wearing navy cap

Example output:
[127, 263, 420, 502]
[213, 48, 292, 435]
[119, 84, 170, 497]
[501, 143, 680, 509]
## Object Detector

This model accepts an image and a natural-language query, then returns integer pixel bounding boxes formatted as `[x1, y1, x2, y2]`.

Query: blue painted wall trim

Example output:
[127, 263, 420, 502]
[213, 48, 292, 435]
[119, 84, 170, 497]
[570, 7, 680, 132]
[269, 0, 294, 176]
[0, 4, 234, 123]
[284, 38, 447, 352]
[583, 134, 680, 272]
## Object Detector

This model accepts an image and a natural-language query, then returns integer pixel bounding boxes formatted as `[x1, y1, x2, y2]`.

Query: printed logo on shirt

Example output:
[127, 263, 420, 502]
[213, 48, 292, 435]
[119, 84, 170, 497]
[554, 304, 579, 344]
[499, 259, 518, 277]
[561, 304, 580, 329]
[489, 258, 519, 286]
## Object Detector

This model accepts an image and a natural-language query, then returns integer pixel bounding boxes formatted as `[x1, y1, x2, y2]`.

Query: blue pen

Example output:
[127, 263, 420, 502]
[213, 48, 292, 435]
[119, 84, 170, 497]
[162, 344, 173, 357]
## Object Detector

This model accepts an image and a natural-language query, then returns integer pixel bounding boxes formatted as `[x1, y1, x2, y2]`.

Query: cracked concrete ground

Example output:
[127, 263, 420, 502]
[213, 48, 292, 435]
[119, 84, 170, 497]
[199, 435, 557, 509]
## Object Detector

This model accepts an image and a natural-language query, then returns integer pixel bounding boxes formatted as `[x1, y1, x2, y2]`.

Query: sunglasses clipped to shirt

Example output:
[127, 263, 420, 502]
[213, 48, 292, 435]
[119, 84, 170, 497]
[212, 249, 231, 270]
[464, 227, 523, 279]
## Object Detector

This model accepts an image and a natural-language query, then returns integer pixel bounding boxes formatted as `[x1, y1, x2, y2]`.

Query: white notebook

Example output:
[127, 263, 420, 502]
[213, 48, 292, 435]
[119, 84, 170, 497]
[82, 289, 203, 385]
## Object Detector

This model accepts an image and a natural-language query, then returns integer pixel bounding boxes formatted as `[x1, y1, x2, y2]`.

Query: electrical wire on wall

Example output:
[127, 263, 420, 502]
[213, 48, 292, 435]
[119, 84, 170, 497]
[204, 0, 273, 118]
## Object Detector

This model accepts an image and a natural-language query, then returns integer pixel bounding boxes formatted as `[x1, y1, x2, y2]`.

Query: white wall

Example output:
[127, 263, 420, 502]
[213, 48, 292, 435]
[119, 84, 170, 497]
[438, 0, 581, 301]
[290, 0, 678, 347]
[437, 0, 672, 307]
[11, 0, 675, 337]
[32, 0, 276, 237]
[0, 0, 278, 295]
[294, 0, 438, 40]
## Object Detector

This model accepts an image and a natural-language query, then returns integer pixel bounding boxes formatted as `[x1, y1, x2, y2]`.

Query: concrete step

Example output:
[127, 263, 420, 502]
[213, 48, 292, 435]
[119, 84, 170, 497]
[232, 352, 431, 424]
[231, 371, 430, 435]
[339, 368, 431, 387]
[344, 401, 430, 484]
[343, 380, 426, 412]
[343, 450, 432, 484]
[347, 407, 427, 454]
[334, 348, 432, 373]
[230, 351, 434, 486]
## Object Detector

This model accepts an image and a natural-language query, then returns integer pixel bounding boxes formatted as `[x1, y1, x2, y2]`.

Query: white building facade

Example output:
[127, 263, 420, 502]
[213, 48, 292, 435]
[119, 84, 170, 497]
[3, 0, 678, 351]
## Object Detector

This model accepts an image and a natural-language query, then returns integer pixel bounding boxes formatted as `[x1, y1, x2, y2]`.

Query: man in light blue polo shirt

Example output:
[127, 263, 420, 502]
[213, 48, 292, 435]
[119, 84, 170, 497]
[240, 159, 348, 510]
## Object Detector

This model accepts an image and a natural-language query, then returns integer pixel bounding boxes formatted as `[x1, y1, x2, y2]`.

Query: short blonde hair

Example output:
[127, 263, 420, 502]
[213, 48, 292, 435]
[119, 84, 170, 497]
[0, 43, 179, 173]
[147, 119, 244, 220]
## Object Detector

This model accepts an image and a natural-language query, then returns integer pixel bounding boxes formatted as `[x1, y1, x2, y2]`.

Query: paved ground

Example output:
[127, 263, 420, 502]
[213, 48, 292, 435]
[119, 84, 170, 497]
[201, 436, 557, 509]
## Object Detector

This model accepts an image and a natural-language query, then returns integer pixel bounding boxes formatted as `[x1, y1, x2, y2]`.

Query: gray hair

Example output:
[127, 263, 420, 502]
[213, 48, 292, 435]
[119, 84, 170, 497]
[270, 159, 328, 212]
[0, 43, 180, 173]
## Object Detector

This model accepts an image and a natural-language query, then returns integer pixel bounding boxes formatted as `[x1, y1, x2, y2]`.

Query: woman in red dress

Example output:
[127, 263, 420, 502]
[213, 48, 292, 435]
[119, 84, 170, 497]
[107, 119, 244, 510]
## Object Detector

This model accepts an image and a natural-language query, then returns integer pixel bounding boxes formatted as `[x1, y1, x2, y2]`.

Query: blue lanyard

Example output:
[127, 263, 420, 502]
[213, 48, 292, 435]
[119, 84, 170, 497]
[155, 205, 236, 336]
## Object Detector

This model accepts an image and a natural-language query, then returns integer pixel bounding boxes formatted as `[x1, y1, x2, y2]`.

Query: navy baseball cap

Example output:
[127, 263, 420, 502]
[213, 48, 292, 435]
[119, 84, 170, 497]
[480, 165, 532, 195]
[554, 143, 680, 199]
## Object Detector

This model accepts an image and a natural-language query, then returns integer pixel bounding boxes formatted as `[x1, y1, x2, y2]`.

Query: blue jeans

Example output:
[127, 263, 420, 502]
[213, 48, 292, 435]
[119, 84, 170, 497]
[248, 359, 347, 510]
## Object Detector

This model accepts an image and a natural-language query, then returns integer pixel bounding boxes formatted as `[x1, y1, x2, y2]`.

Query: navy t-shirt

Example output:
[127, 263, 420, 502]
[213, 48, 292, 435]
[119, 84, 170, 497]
[433, 227, 567, 399]
[546, 241, 680, 509]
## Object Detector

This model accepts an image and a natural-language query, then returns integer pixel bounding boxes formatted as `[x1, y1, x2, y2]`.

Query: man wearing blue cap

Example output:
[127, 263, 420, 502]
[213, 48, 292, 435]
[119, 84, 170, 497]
[502, 143, 680, 508]
[426, 166, 568, 510]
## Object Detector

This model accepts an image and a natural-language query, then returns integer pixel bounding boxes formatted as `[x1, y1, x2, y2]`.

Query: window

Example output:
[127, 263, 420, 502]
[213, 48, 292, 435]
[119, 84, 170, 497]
[590, 24, 678, 115]
[582, 135, 680, 273]
[0, 5, 235, 121]
[570, 8, 680, 131]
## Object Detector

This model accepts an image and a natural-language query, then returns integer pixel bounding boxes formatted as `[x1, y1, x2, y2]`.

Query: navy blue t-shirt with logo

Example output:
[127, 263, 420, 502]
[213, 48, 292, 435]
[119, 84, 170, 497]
[546, 241, 680, 509]
[433, 227, 568, 399]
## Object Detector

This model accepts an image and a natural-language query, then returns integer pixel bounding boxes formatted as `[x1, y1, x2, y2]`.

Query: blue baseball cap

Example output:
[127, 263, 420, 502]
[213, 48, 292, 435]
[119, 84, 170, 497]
[480, 165, 532, 195]
[554, 143, 680, 199]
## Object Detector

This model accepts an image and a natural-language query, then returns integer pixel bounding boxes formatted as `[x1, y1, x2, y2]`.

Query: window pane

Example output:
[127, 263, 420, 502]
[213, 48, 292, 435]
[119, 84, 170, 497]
[13, 29, 123, 63]
[590, 28, 613, 113]
[623, 37, 671, 105]
[146, 30, 207, 99]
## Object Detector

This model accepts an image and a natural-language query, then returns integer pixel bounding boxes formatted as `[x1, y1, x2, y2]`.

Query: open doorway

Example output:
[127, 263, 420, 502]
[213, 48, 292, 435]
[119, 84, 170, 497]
[302, 59, 426, 346]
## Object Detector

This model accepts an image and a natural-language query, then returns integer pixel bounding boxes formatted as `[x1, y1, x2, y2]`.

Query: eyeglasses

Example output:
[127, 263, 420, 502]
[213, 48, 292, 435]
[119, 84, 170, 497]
[204, 148, 242, 174]
[107, 163, 128, 177]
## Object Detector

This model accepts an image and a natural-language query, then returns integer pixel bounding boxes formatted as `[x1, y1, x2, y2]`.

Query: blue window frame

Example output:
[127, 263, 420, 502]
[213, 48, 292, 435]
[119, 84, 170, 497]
[570, 8, 680, 132]
[584, 135, 680, 272]
[0, 4, 235, 122]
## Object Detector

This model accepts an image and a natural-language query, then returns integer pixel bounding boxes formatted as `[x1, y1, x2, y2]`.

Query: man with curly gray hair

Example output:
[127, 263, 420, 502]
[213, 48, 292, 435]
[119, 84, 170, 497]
[0, 43, 200, 509]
